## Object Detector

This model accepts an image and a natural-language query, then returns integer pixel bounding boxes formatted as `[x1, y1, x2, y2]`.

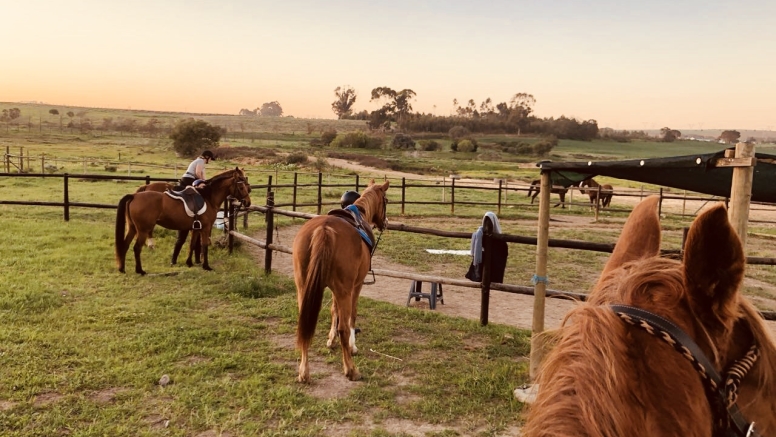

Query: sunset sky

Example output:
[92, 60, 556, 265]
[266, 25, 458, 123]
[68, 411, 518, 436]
[3, 0, 775, 130]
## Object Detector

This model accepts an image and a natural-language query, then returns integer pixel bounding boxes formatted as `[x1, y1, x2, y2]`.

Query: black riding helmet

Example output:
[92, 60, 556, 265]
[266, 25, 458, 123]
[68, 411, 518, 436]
[201, 150, 216, 161]
[340, 190, 361, 208]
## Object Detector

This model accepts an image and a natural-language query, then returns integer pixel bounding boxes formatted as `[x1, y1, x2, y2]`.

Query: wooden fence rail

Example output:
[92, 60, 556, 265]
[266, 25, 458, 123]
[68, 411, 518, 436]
[233, 193, 776, 323]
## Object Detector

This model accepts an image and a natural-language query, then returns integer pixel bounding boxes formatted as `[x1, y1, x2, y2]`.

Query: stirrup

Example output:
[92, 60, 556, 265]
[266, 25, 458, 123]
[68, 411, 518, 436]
[363, 270, 376, 285]
[192, 220, 202, 230]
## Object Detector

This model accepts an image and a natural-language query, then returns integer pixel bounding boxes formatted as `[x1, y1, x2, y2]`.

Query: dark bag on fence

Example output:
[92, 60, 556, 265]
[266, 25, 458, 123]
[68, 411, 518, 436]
[465, 261, 482, 282]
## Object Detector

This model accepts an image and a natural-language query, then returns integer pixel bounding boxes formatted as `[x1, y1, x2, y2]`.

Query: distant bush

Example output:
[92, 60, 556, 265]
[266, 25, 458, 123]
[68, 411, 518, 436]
[532, 135, 558, 156]
[104, 164, 118, 172]
[285, 151, 308, 165]
[169, 118, 224, 158]
[417, 140, 440, 151]
[321, 128, 337, 146]
[448, 126, 470, 140]
[456, 139, 477, 153]
[390, 133, 416, 150]
[330, 131, 383, 149]
[498, 141, 533, 155]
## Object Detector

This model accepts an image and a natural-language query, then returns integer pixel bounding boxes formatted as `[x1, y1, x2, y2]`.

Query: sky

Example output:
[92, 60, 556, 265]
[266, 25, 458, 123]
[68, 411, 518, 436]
[2, 0, 776, 130]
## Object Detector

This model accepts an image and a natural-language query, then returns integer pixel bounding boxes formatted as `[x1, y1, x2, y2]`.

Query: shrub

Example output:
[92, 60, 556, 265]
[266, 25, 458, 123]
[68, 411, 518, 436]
[44, 164, 59, 174]
[390, 133, 416, 150]
[285, 151, 308, 165]
[169, 118, 224, 158]
[330, 131, 383, 149]
[321, 129, 337, 146]
[532, 135, 558, 156]
[448, 126, 470, 140]
[104, 164, 118, 172]
[417, 140, 440, 151]
[456, 139, 477, 153]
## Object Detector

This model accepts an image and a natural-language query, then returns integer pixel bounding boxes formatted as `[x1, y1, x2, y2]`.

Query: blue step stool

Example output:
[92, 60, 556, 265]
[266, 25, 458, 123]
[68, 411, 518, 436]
[406, 280, 444, 310]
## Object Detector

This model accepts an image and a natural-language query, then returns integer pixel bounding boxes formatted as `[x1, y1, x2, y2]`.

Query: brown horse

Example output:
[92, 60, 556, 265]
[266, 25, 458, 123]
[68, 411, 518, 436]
[116, 168, 251, 274]
[294, 179, 389, 383]
[579, 177, 613, 208]
[523, 196, 776, 437]
[527, 179, 568, 208]
[135, 181, 203, 263]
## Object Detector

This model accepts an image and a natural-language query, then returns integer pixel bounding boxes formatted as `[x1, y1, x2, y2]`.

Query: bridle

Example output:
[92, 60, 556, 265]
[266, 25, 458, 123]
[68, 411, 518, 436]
[611, 305, 761, 437]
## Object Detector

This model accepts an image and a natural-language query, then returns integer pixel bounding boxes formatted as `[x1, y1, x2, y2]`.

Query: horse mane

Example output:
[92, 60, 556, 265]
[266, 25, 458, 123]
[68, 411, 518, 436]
[353, 181, 387, 228]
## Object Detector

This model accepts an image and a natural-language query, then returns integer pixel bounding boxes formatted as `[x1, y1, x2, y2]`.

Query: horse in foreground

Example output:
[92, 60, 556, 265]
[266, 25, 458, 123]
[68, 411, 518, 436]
[579, 177, 613, 208]
[523, 196, 776, 437]
[294, 179, 389, 383]
[116, 168, 251, 274]
[527, 179, 568, 208]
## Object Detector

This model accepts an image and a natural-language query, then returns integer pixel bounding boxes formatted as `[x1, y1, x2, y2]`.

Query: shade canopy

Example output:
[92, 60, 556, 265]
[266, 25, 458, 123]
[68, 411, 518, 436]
[535, 148, 775, 203]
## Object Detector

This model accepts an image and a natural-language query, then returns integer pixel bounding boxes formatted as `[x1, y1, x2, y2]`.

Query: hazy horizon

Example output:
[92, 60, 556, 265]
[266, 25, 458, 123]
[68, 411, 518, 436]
[3, 0, 775, 130]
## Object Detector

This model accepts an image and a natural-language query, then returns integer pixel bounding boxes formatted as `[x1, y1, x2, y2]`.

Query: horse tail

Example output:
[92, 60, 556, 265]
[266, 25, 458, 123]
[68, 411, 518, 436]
[296, 226, 333, 351]
[115, 194, 133, 262]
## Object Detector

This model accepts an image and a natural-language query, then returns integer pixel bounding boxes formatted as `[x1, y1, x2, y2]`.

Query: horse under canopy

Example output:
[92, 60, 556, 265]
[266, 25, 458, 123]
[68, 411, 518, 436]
[293, 179, 389, 383]
[523, 196, 776, 437]
[579, 177, 613, 208]
[115, 168, 251, 274]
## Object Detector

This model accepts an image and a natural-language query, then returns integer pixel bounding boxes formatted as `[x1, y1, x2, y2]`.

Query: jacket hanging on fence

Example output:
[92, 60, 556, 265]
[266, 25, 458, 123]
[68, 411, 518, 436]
[466, 212, 508, 283]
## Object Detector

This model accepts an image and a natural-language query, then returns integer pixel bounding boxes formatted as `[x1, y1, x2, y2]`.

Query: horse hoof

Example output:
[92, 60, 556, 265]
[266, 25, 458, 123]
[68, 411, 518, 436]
[297, 374, 310, 384]
[203, 265, 213, 271]
[186, 262, 193, 268]
[346, 369, 362, 381]
[137, 270, 146, 276]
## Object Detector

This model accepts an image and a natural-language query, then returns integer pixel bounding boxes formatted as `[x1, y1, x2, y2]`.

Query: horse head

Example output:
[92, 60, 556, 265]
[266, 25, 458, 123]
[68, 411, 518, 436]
[356, 179, 390, 231]
[524, 196, 776, 436]
[228, 167, 252, 207]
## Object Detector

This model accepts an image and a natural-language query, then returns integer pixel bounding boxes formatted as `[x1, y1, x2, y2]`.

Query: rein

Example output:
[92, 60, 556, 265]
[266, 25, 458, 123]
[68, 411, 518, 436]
[611, 305, 760, 437]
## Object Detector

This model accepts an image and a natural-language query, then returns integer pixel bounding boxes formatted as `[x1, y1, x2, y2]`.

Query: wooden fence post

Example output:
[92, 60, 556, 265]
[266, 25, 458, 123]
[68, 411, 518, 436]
[63, 174, 70, 221]
[401, 177, 406, 216]
[530, 170, 551, 380]
[497, 180, 502, 215]
[451, 178, 456, 214]
[480, 218, 493, 326]
[727, 142, 756, 248]
[228, 200, 236, 254]
[317, 173, 322, 215]
[41, 155, 45, 174]
[594, 185, 601, 221]
[355, 174, 360, 192]
[19, 147, 23, 172]
[292, 172, 298, 212]
[5, 146, 9, 173]
[265, 191, 275, 274]
[658, 188, 663, 217]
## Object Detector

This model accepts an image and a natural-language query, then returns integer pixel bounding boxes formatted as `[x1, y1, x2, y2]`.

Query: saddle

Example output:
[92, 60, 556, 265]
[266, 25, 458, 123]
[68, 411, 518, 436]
[165, 187, 207, 230]
[327, 205, 375, 252]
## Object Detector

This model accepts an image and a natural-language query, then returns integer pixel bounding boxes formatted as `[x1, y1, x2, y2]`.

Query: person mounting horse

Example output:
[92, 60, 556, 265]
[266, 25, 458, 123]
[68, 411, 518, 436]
[177, 150, 215, 190]
[115, 167, 251, 275]
[293, 180, 389, 383]
[527, 179, 569, 208]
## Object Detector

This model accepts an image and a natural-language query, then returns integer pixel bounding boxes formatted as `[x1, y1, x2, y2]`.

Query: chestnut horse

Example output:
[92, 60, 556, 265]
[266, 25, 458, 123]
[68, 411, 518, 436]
[135, 181, 202, 263]
[527, 179, 568, 208]
[579, 177, 613, 208]
[523, 196, 776, 437]
[116, 168, 251, 274]
[294, 179, 389, 383]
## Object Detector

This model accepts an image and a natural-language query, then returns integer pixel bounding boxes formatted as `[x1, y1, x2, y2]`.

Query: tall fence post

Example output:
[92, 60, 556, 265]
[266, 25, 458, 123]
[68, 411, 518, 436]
[401, 177, 406, 216]
[355, 174, 360, 192]
[497, 179, 503, 215]
[145, 175, 151, 185]
[292, 172, 298, 212]
[658, 188, 663, 217]
[265, 191, 275, 274]
[5, 146, 9, 173]
[41, 155, 45, 174]
[228, 200, 235, 254]
[63, 173, 70, 221]
[480, 218, 493, 326]
[530, 170, 551, 380]
[727, 142, 756, 248]
[451, 178, 456, 214]
[19, 147, 23, 172]
[317, 173, 323, 215]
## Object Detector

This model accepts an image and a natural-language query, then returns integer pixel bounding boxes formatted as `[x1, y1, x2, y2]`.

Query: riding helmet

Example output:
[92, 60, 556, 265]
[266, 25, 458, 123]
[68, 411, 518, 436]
[201, 150, 216, 160]
[340, 191, 361, 208]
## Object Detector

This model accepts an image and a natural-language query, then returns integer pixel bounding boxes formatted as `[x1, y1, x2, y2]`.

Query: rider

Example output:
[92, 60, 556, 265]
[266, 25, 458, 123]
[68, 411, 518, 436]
[177, 150, 215, 190]
[340, 190, 361, 208]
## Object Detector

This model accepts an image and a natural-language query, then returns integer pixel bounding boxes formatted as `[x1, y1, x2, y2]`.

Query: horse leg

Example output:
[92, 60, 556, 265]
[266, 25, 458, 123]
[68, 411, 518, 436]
[133, 232, 149, 275]
[348, 283, 365, 355]
[171, 230, 188, 266]
[327, 300, 339, 348]
[186, 231, 198, 267]
[334, 295, 360, 381]
[118, 226, 137, 274]
[146, 225, 155, 250]
[201, 231, 213, 271]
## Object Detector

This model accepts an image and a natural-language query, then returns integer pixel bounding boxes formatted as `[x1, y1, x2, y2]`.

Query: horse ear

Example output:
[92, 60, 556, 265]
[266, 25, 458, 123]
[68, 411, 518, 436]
[599, 196, 662, 279]
[368, 179, 376, 187]
[683, 204, 744, 326]
[381, 180, 389, 191]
